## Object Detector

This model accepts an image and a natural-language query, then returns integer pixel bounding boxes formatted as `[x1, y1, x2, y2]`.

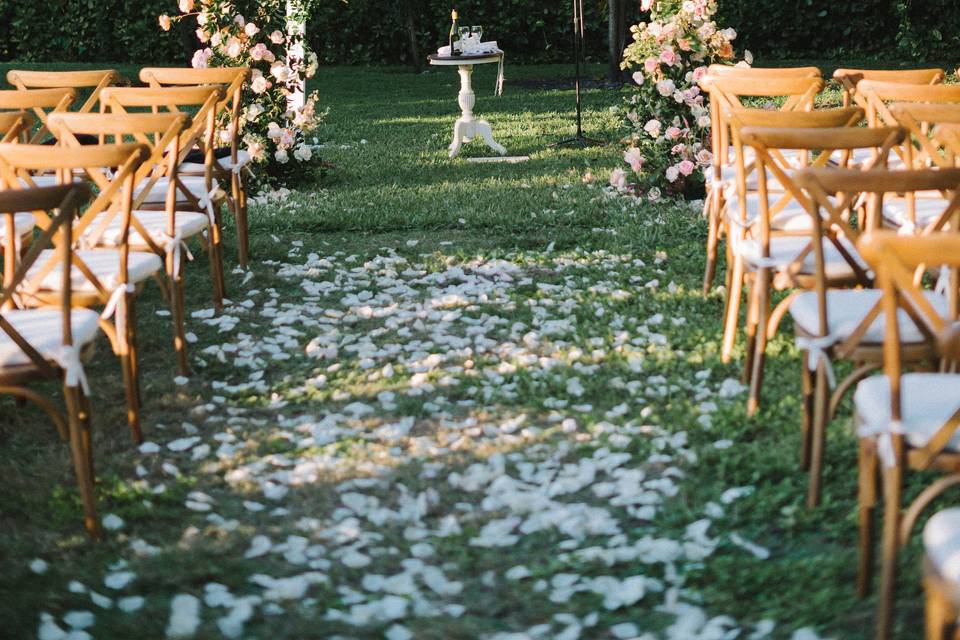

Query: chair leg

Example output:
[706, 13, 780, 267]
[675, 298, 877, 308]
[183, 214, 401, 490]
[742, 278, 760, 385]
[806, 364, 830, 508]
[859, 438, 879, 597]
[800, 359, 814, 471]
[64, 385, 101, 540]
[168, 255, 190, 377]
[876, 463, 904, 640]
[233, 172, 249, 269]
[703, 192, 719, 295]
[208, 209, 227, 311]
[721, 256, 745, 364]
[118, 302, 143, 444]
[747, 271, 770, 417]
[925, 574, 955, 640]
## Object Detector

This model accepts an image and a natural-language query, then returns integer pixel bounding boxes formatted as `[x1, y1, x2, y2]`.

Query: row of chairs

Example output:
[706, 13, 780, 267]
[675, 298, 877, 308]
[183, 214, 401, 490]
[0, 67, 253, 539]
[698, 65, 960, 639]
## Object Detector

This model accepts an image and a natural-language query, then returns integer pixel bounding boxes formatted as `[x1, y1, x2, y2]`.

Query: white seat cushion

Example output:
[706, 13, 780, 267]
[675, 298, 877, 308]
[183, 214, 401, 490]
[0, 213, 36, 239]
[25, 250, 162, 293]
[0, 308, 100, 367]
[855, 373, 960, 450]
[135, 176, 220, 204]
[724, 191, 814, 231]
[180, 150, 253, 175]
[82, 210, 209, 248]
[736, 235, 867, 278]
[883, 197, 953, 232]
[790, 289, 949, 344]
[925, 508, 960, 584]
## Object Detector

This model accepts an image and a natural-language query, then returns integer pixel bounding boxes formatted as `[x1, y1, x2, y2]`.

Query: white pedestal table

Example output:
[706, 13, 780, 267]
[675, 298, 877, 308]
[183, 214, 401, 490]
[428, 52, 507, 159]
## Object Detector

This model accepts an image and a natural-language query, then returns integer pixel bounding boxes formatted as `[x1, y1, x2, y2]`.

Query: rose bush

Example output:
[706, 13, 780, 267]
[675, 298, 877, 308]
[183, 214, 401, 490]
[612, 0, 747, 200]
[160, 0, 326, 186]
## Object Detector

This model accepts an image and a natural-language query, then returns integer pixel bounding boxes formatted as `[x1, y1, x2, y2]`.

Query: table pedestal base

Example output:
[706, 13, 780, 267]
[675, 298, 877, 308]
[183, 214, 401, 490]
[447, 64, 506, 159]
[449, 118, 506, 159]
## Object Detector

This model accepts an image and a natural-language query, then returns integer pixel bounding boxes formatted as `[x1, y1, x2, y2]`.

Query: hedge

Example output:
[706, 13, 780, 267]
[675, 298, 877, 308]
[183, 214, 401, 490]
[0, 0, 955, 65]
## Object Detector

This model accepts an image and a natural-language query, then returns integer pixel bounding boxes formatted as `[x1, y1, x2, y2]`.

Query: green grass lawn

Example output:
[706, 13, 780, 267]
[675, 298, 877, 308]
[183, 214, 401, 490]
[0, 63, 941, 639]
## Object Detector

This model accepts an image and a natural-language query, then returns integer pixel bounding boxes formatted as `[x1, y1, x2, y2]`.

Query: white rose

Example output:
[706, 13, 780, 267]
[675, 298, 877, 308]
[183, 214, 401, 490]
[666, 166, 680, 182]
[293, 145, 313, 162]
[275, 148, 289, 164]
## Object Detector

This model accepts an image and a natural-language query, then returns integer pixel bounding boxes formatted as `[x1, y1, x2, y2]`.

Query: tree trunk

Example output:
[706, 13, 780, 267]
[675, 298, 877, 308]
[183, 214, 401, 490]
[402, 0, 422, 73]
[607, 0, 623, 84]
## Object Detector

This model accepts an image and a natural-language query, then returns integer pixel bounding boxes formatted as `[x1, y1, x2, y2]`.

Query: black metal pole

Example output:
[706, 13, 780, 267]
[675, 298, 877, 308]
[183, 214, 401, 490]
[552, 0, 602, 148]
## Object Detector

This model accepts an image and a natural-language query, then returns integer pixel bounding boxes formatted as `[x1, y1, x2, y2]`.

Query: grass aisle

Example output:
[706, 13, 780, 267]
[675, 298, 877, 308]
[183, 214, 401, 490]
[0, 64, 928, 639]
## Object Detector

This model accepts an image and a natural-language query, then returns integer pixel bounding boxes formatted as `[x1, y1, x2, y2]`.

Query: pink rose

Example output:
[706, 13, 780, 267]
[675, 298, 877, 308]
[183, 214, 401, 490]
[678, 160, 696, 176]
[659, 48, 677, 66]
[250, 43, 270, 61]
[269, 30, 285, 44]
[644, 58, 658, 74]
[178, 0, 194, 12]
[665, 126, 682, 140]
[191, 48, 212, 69]
[158, 14, 172, 31]
[245, 22, 259, 37]
[623, 147, 644, 173]
[609, 168, 628, 190]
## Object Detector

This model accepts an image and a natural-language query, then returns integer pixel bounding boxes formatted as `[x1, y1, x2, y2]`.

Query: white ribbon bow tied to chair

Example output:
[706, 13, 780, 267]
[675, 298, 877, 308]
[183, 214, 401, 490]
[857, 419, 905, 469]
[160, 230, 194, 280]
[197, 186, 221, 225]
[55, 345, 91, 396]
[795, 333, 838, 389]
[101, 282, 136, 345]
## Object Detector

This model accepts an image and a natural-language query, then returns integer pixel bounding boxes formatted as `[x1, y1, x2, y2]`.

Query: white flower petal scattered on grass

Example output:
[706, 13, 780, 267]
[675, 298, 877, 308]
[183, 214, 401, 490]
[104, 571, 136, 590]
[165, 594, 201, 639]
[117, 596, 145, 613]
[62, 611, 94, 630]
[29, 558, 48, 574]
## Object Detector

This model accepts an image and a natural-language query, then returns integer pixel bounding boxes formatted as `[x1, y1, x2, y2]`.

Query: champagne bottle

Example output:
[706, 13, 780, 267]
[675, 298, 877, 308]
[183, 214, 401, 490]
[449, 9, 462, 56]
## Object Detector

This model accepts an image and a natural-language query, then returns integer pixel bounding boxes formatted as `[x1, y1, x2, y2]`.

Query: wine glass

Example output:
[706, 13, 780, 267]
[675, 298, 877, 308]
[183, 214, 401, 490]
[459, 26, 471, 43]
[472, 26, 483, 43]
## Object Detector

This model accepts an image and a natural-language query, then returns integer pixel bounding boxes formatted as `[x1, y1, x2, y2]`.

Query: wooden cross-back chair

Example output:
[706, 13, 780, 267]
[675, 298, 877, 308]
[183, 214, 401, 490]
[0, 112, 37, 252]
[697, 73, 824, 296]
[98, 86, 228, 307]
[855, 230, 960, 640]
[0, 89, 75, 144]
[789, 167, 957, 509]
[921, 503, 960, 640]
[833, 68, 945, 110]
[6, 70, 119, 144]
[716, 106, 864, 366]
[139, 67, 252, 268]
[0, 183, 103, 538]
[0, 142, 161, 443]
[732, 123, 905, 422]
[886, 103, 960, 237]
[49, 112, 218, 376]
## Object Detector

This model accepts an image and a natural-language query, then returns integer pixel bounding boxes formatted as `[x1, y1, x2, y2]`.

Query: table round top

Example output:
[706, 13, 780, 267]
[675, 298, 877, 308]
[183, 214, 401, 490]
[428, 52, 502, 66]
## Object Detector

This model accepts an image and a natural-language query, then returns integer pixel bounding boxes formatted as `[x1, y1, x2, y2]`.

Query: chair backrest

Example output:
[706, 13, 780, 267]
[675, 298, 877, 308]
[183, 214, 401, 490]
[799, 169, 960, 351]
[0, 143, 148, 301]
[0, 88, 77, 143]
[99, 86, 220, 192]
[833, 68, 944, 108]
[889, 103, 960, 170]
[0, 185, 90, 368]
[48, 112, 189, 251]
[139, 67, 249, 162]
[736, 126, 907, 294]
[857, 230, 960, 466]
[0, 111, 34, 144]
[6, 70, 119, 142]
[857, 80, 960, 128]
[707, 65, 822, 79]
[702, 75, 824, 174]
[725, 108, 873, 235]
